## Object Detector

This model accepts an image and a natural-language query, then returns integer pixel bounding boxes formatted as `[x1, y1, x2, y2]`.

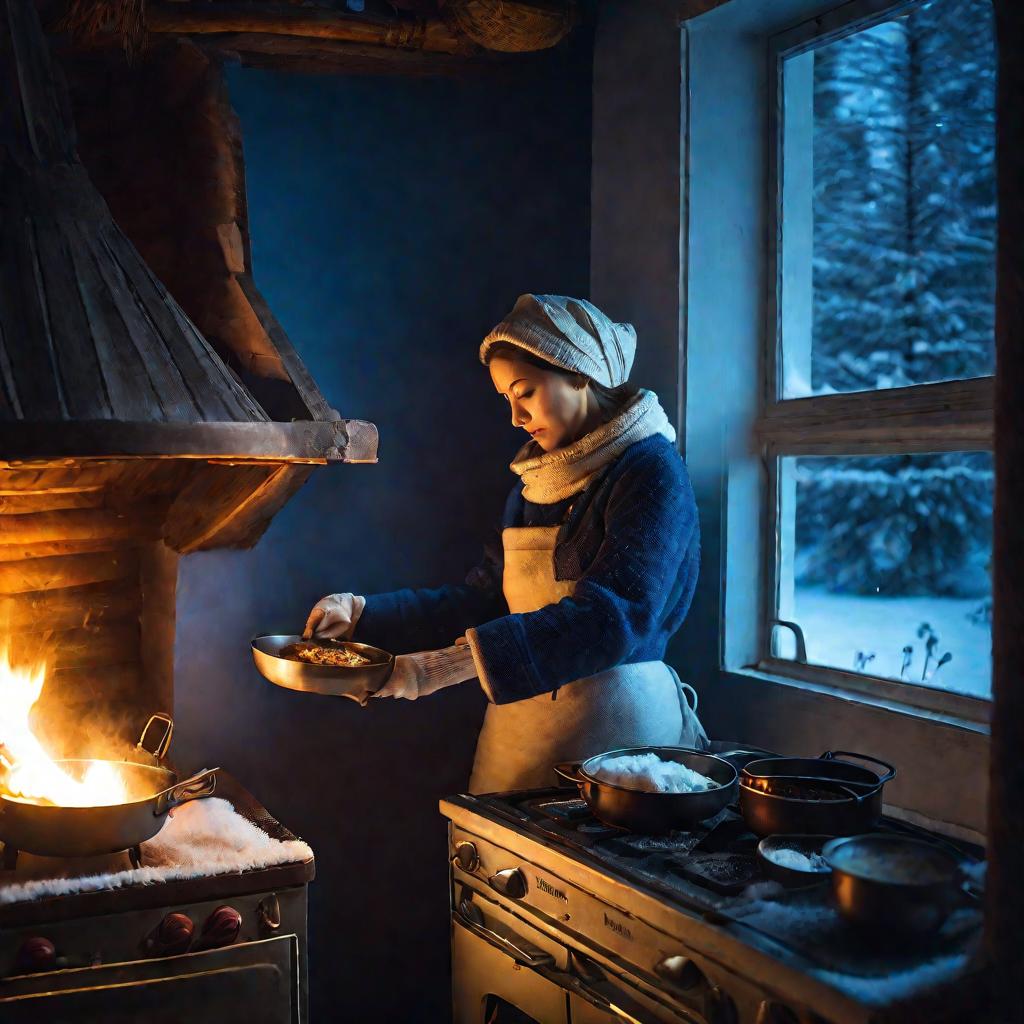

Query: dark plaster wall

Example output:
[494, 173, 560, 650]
[171, 50, 592, 1022]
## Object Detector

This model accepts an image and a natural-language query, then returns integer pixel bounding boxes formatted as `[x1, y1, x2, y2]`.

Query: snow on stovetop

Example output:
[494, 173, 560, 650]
[0, 798, 312, 906]
[492, 794, 984, 1004]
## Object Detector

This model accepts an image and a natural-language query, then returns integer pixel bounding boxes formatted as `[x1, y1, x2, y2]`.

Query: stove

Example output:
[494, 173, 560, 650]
[441, 787, 984, 1024]
[0, 774, 313, 1023]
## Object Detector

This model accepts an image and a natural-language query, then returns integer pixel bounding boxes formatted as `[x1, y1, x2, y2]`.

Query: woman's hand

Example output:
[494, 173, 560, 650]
[303, 593, 366, 640]
[373, 645, 476, 701]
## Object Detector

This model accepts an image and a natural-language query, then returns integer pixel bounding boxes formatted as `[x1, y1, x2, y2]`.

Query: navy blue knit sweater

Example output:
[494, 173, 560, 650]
[354, 434, 700, 705]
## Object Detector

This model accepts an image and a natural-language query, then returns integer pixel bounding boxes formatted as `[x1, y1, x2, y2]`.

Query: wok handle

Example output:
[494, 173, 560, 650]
[154, 768, 219, 817]
[138, 713, 174, 761]
[553, 761, 586, 786]
[820, 750, 896, 784]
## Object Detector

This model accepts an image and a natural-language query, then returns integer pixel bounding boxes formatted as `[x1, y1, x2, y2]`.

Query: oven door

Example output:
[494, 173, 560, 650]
[0, 935, 300, 1024]
[453, 887, 706, 1024]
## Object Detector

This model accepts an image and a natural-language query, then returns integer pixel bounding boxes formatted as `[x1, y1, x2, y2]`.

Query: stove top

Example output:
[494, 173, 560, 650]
[0, 774, 314, 929]
[447, 786, 985, 999]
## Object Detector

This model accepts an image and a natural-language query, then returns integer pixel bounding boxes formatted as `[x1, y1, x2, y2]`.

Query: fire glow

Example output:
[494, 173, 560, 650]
[0, 647, 128, 807]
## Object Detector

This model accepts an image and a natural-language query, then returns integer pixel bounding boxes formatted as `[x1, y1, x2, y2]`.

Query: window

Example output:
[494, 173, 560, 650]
[760, 0, 996, 710]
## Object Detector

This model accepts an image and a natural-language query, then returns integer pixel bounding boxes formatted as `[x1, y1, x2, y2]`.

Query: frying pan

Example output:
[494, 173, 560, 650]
[554, 746, 738, 833]
[251, 634, 395, 705]
[0, 715, 217, 860]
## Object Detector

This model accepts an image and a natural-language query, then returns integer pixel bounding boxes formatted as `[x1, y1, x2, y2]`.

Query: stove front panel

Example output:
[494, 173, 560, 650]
[0, 884, 308, 1023]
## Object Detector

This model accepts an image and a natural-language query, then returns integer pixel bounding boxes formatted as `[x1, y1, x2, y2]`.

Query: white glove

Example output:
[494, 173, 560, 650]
[373, 645, 476, 701]
[303, 593, 366, 640]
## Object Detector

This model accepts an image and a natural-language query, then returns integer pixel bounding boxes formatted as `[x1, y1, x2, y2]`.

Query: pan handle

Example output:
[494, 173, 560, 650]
[137, 713, 174, 761]
[154, 768, 219, 817]
[820, 750, 896, 784]
[553, 761, 586, 786]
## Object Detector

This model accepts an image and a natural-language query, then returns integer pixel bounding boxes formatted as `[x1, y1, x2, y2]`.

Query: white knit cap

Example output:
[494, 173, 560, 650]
[479, 294, 637, 388]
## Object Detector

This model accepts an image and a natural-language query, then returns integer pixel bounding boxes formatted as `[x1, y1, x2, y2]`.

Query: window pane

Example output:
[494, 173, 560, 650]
[779, 0, 996, 398]
[773, 452, 992, 698]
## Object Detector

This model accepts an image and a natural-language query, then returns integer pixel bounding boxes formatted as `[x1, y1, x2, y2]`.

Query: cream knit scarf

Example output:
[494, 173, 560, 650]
[509, 389, 676, 504]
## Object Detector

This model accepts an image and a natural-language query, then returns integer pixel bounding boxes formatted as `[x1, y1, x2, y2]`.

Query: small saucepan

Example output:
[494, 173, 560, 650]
[554, 746, 738, 834]
[739, 750, 896, 837]
[822, 833, 980, 933]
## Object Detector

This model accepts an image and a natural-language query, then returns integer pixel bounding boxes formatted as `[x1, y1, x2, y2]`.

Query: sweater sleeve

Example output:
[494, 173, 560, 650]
[465, 449, 699, 704]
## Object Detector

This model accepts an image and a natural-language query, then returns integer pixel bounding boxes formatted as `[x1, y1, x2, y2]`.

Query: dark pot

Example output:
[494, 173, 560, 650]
[739, 750, 895, 838]
[823, 833, 973, 933]
[554, 746, 738, 834]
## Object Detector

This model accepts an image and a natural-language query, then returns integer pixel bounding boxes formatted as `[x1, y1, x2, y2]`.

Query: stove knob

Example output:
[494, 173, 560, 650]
[705, 986, 738, 1024]
[201, 906, 242, 948]
[755, 1002, 799, 1024]
[487, 867, 528, 899]
[654, 953, 703, 991]
[452, 841, 480, 873]
[142, 912, 194, 957]
[15, 936, 55, 973]
[257, 894, 281, 935]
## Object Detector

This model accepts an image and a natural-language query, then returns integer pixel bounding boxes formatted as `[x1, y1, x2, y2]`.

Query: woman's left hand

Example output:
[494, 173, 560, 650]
[373, 645, 476, 701]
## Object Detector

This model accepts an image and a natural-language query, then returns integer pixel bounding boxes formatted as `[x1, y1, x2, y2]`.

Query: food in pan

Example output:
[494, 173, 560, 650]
[591, 753, 719, 794]
[766, 847, 830, 872]
[281, 642, 372, 668]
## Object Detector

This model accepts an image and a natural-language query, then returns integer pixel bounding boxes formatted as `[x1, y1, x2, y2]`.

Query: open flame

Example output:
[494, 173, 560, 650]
[0, 647, 128, 807]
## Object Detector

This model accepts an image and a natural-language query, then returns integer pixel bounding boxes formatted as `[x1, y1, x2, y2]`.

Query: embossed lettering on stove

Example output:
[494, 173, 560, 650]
[536, 876, 568, 902]
[603, 912, 633, 941]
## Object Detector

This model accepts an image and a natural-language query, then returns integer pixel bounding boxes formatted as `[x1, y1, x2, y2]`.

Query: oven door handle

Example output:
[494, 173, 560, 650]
[453, 909, 555, 970]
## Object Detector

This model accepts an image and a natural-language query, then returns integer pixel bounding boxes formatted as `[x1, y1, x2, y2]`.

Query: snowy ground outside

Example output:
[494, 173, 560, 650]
[784, 586, 991, 699]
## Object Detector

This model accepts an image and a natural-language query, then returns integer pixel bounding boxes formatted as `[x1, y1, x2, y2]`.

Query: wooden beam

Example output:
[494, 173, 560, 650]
[755, 376, 994, 451]
[0, 539, 140, 561]
[138, 541, 178, 714]
[145, 3, 468, 54]
[5, 623, 140, 671]
[0, 419, 378, 463]
[0, 508, 160, 544]
[163, 462, 314, 553]
[0, 490, 106, 513]
[0, 550, 138, 594]
[200, 33, 502, 76]
[987, 2, 1024, 1020]
[0, 580, 141, 633]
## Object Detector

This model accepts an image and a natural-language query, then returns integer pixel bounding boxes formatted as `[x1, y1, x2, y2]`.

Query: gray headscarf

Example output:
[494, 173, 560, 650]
[479, 294, 637, 388]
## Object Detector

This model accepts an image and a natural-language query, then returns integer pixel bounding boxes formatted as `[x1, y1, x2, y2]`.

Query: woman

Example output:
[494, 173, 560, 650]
[304, 294, 706, 792]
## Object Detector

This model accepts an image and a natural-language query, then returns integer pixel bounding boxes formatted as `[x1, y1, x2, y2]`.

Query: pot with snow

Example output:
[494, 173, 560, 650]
[554, 746, 738, 833]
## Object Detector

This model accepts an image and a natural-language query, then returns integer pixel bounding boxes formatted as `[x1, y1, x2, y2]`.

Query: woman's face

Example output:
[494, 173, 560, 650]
[489, 355, 592, 452]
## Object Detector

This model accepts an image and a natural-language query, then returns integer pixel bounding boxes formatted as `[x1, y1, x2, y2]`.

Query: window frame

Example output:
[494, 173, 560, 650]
[757, 0, 995, 724]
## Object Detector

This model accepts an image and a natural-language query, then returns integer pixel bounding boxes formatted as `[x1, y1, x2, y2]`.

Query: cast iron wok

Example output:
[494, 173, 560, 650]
[251, 634, 394, 706]
[554, 746, 738, 833]
[0, 715, 218, 859]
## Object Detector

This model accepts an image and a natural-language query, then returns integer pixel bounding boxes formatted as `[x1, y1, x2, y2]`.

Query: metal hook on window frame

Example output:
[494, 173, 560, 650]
[770, 619, 808, 663]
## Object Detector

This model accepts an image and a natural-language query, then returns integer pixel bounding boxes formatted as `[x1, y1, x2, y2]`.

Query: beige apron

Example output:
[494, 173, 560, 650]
[469, 525, 707, 793]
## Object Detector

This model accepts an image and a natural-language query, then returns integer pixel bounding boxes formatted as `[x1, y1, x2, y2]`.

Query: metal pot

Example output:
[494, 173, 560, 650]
[554, 746, 738, 834]
[823, 833, 976, 933]
[739, 750, 895, 838]
[756, 835, 833, 887]
[0, 715, 218, 860]
[251, 634, 394, 706]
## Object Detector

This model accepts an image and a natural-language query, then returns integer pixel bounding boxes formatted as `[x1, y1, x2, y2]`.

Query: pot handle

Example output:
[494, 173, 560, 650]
[553, 761, 586, 786]
[137, 713, 174, 761]
[154, 768, 219, 817]
[820, 750, 896, 784]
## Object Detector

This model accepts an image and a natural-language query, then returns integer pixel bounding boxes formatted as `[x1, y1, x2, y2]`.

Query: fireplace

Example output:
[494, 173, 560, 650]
[0, 3, 376, 1019]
